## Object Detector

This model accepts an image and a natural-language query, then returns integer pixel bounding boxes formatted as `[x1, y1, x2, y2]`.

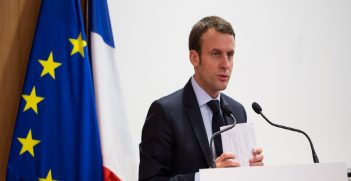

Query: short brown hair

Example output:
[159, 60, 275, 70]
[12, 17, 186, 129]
[189, 16, 235, 53]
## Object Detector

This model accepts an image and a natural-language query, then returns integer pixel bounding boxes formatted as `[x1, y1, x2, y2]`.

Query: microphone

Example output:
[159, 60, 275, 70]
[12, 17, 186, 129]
[252, 102, 319, 163]
[209, 104, 237, 168]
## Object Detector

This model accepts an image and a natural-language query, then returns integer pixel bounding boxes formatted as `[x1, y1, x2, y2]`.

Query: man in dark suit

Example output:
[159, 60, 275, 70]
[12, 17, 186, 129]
[139, 16, 264, 181]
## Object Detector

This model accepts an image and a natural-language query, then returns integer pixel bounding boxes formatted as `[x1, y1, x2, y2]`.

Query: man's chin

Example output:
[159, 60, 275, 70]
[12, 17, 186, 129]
[217, 84, 228, 91]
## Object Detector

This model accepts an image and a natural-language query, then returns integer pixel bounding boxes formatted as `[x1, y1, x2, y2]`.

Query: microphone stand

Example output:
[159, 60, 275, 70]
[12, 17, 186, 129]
[259, 111, 319, 163]
[252, 102, 319, 163]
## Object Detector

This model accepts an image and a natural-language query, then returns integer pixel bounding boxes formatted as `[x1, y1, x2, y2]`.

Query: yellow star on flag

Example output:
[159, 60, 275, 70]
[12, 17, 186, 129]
[22, 86, 44, 114]
[17, 129, 41, 157]
[39, 170, 58, 181]
[39, 51, 62, 79]
[69, 32, 87, 57]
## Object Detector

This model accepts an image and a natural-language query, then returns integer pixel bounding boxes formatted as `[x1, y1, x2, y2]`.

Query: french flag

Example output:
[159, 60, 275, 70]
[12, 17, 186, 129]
[89, 0, 137, 180]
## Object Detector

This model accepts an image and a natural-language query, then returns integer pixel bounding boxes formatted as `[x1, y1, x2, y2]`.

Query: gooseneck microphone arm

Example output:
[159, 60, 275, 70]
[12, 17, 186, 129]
[252, 102, 319, 163]
[209, 104, 237, 168]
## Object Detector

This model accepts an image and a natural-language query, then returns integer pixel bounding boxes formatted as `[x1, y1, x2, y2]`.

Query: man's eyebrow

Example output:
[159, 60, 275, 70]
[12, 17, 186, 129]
[210, 48, 222, 52]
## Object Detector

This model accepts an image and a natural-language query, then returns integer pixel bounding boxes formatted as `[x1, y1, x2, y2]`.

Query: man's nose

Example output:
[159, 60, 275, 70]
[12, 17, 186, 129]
[220, 55, 231, 68]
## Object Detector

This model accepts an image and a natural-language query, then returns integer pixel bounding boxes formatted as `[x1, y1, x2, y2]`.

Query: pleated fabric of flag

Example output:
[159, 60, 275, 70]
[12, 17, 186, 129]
[89, 0, 138, 180]
[6, 0, 103, 180]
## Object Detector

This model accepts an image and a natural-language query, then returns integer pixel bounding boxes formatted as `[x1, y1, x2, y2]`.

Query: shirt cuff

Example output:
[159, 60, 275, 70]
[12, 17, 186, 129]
[195, 172, 200, 181]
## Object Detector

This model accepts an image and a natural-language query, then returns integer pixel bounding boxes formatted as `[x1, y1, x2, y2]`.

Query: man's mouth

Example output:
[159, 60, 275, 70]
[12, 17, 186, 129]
[218, 74, 229, 81]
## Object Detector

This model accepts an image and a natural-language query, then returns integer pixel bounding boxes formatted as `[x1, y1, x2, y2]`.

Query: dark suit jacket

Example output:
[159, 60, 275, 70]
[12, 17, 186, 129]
[139, 79, 247, 181]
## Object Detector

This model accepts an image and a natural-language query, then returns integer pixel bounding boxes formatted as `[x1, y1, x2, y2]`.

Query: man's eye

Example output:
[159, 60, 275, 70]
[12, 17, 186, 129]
[211, 52, 220, 57]
[227, 53, 234, 58]
[227, 52, 234, 58]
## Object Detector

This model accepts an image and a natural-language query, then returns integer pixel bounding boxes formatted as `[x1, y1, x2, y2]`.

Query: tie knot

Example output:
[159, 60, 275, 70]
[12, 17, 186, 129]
[207, 100, 221, 114]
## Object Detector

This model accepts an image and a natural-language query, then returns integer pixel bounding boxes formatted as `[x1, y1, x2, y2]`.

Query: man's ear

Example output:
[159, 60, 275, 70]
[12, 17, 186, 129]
[189, 50, 200, 67]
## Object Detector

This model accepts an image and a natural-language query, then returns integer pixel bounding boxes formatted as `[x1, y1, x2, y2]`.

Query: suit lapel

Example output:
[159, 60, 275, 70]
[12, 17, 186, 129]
[220, 95, 235, 125]
[183, 79, 212, 167]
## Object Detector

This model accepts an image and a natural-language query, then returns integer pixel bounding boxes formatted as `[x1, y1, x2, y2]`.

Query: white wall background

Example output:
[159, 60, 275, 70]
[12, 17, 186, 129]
[108, 0, 351, 168]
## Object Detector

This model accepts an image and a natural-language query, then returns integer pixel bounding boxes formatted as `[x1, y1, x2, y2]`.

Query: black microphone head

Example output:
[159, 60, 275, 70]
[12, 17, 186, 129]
[221, 104, 233, 116]
[252, 102, 262, 114]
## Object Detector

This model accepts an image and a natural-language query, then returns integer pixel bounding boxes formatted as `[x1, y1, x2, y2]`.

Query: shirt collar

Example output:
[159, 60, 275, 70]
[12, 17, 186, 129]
[191, 76, 221, 107]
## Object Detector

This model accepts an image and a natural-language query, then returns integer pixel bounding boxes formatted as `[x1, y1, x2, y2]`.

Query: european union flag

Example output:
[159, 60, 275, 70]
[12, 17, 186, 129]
[6, 0, 103, 180]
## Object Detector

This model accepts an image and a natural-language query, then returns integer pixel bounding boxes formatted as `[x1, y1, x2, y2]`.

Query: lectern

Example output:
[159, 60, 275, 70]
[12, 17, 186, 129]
[200, 162, 347, 181]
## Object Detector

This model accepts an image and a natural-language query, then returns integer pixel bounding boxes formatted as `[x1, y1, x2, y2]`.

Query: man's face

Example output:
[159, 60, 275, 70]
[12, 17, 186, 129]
[190, 28, 235, 98]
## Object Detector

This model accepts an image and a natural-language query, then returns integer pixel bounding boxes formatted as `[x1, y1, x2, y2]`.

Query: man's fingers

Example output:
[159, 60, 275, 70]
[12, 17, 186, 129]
[216, 159, 241, 168]
[250, 147, 264, 167]
[216, 151, 264, 168]
[217, 152, 235, 161]
[250, 154, 264, 163]
[252, 147, 262, 155]
[250, 161, 264, 166]
[215, 152, 240, 168]
[225, 159, 241, 167]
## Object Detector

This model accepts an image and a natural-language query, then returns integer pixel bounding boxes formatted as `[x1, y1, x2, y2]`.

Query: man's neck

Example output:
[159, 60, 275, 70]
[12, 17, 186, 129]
[193, 75, 219, 99]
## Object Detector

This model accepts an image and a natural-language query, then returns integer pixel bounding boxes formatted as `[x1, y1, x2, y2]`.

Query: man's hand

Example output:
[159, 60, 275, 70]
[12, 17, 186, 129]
[249, 147, 264, 166]
[215, 152, 241, 168]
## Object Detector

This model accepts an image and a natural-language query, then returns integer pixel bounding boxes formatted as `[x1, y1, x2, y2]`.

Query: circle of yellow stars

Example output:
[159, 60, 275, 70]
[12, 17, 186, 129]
[17, 32, 87, 180]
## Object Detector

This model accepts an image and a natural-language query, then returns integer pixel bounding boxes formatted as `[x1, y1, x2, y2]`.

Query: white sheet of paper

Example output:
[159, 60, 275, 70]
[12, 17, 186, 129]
[221, 123, 257, 167]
